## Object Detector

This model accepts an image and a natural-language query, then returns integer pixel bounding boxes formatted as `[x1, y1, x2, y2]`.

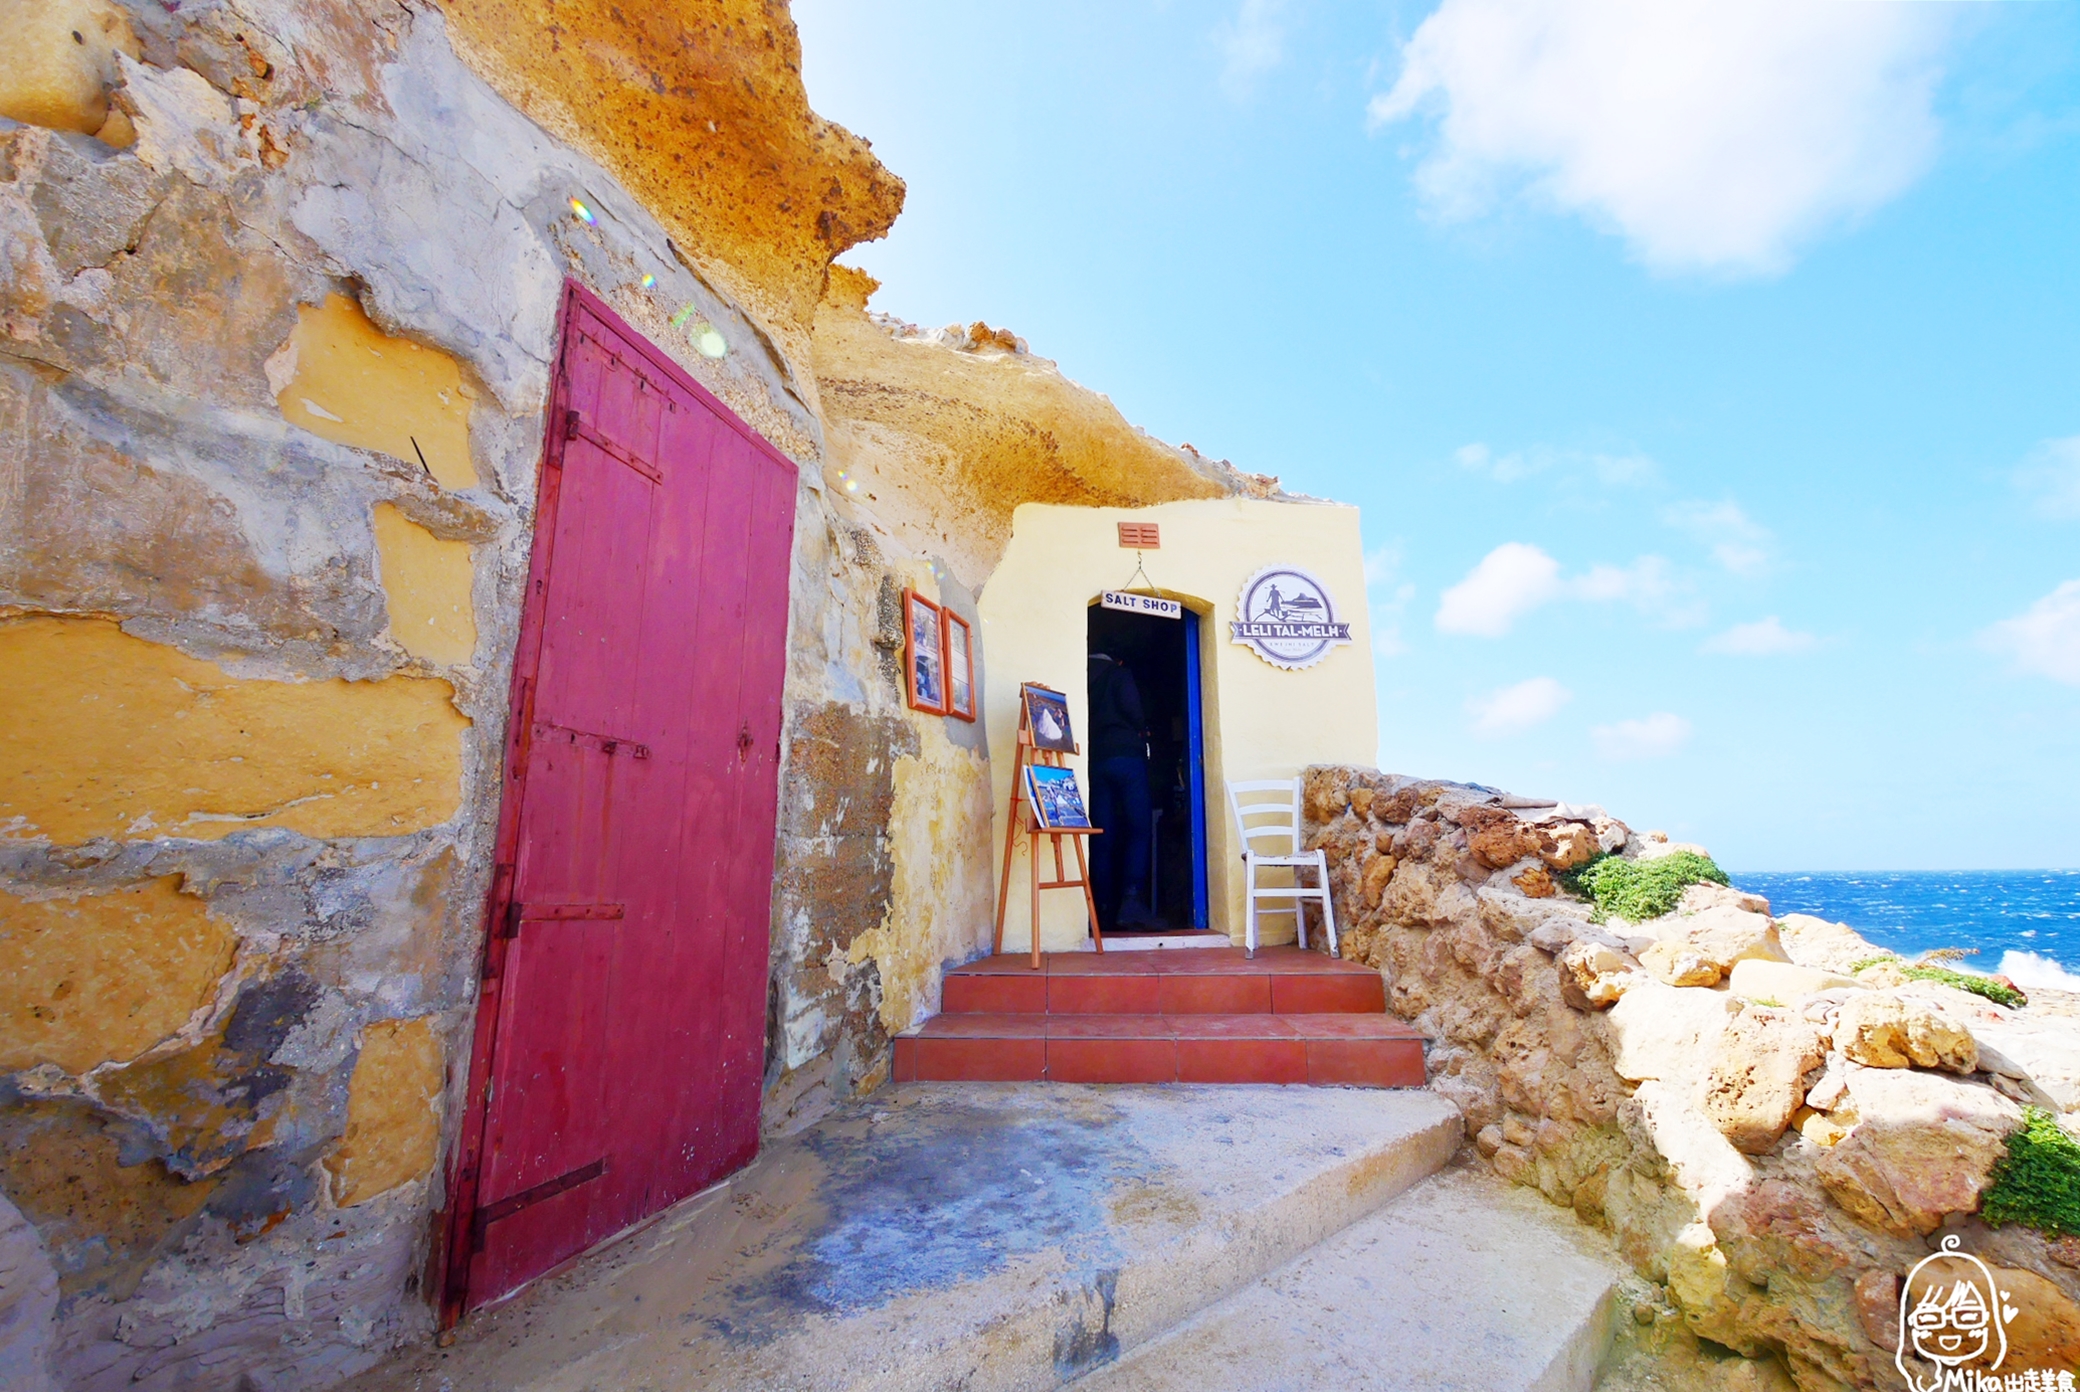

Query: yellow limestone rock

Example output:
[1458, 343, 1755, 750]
[438, 0, 903, 354]
[0, 877, 236, 1075]
[0, 615, 467, 844]
[371, 504, 477, 667]
[0, 0, 140, 143]
[325, 1017, 444, 1206]
[1697, 1009, 1826, 1155]
[1836, 989, 1978, 1073]
[1725, 958, 1864, 1003]
[270, 294, 478, 489]
[1816, 1066, 2021, 1236]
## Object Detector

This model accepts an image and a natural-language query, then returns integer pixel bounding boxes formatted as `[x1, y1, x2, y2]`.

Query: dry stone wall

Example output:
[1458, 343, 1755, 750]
[1304, 766, 2080, 1392]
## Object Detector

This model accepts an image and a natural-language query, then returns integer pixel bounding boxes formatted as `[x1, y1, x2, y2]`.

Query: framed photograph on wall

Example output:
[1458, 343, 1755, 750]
[1021, 683, 1075, 752]
[942, 610, 976, 721]
[1024, 764, 1093, 830]
[904, 589, 946, 714]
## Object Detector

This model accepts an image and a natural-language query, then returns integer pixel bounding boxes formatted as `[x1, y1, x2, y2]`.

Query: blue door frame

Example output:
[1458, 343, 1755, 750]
[1183, 610, 1210, 929]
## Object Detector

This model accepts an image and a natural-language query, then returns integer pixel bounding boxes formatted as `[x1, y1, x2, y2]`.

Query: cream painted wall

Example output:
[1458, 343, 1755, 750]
[978, 498, 1379, 951]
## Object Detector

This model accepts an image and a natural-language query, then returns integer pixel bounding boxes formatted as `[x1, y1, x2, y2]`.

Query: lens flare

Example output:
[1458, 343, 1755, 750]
[692, 324, 728, 359]
[569, 198, 596, 225]
[640, 273, 656, 289]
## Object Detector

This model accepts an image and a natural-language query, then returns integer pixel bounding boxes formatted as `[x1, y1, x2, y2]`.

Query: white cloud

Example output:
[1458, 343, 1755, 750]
[1368, 0, 1954, 275]
[1453, 441, 1658, 487]
[1468, 676, 1572, 737]
[1702, 617, 1817, 656]
[1363, 542, 1414, 657]
[1983, 581, 2080, 686]
[1435, 542, 1562, 636]
[2017, 436, 2080, 520]
[1364, 541, 1404, 587]
[1592, 712, 1693, 761]
[1215, 0, 1287, 99]
[1454, 441, 1539, 482]
[1663, 499, 1772, 576]
[1436, 542, 1700, 636]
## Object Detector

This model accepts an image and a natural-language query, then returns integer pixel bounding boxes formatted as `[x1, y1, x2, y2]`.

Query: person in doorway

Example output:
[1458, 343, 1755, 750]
[1087, 651, 1157, 929]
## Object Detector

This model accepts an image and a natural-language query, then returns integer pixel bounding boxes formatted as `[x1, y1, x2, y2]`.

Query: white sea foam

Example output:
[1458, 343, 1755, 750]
[1997, 950, 2080, 993]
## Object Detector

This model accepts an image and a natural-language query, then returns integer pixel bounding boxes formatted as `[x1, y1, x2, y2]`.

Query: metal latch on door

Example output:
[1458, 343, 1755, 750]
[500, 901, 627, 940]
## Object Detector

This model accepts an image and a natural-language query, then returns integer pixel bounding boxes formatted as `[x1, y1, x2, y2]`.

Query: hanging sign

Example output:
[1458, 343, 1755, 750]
[1230, 565, 1353, 670]
[1101, 591, 1181, 620]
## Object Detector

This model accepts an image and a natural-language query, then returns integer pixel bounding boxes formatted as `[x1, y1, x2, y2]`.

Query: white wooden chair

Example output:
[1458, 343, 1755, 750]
[1225, 778, 1338, 956]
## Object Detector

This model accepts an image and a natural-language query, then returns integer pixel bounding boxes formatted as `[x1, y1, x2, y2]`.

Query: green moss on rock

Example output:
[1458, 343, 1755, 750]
[1982, 1107, 2080, 1235]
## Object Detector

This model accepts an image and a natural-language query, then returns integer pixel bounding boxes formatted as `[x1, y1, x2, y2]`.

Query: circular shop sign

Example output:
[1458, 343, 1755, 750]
[1230, 565, 1354, 670]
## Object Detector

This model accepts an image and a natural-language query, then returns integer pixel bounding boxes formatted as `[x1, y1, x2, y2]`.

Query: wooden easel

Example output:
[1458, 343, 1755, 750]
[994, 684, 1104, 969]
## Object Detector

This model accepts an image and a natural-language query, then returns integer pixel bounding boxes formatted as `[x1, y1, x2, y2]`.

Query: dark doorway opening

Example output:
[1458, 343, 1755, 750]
[1085, 603, 1208, 933]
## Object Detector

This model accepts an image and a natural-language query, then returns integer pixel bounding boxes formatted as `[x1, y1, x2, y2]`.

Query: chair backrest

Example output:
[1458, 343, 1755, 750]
[1226, 778, 1303, 857]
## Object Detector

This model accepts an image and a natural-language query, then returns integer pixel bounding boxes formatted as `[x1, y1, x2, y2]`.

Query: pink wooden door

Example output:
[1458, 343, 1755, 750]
[443, 284, 797, 1318]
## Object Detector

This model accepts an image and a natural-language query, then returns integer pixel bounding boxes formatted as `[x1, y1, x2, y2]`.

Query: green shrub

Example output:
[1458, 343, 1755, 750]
[1558, 851, 1730, 923]
[1844, 952, 2027, 1009]
[1982, 1107, 2080, 1235]
[1902, 962, 2026, 1009]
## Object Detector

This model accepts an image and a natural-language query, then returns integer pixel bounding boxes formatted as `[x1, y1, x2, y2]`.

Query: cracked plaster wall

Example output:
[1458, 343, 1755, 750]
[0, 0, 1262, 1384]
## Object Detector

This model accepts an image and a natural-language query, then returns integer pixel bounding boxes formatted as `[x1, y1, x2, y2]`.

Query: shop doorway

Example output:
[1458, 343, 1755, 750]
[1085, 603, 1209, 932]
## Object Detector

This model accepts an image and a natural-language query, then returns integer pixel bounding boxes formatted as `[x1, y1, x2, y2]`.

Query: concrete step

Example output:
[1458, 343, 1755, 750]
[942, 948, 1386, 1016]
[894, 1012, 1427, 1086]
[346, 1084, 1461, 1392]
[1071, 1168, 1627, 1392]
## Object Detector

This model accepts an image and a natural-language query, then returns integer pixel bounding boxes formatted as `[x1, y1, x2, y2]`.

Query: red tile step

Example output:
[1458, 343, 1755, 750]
[891, 1012, 1426, 1088]
[940, 947, 1386, 1016]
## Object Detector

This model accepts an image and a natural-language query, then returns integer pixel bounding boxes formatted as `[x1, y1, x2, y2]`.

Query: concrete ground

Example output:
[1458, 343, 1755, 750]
[347, 1084, 1461, 1392]
[1076, 1167, 1626, 1392]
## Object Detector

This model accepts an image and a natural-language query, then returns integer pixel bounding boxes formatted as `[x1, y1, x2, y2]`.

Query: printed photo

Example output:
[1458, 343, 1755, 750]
[943, 610, 976, 721]
[1022, 683, 1075, 752]
[1024, 764, 1092, 830]
[905, 590, 945, 714]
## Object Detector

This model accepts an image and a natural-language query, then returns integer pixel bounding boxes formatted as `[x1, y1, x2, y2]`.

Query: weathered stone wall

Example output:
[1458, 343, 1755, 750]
[0, 2, 852, 1381]
[1, 0, 1253, 1382]
[1304, 767, 2080, 1391]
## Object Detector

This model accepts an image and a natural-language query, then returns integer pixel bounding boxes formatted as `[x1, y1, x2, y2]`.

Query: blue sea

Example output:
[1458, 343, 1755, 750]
[1730, 870, 2080, 990]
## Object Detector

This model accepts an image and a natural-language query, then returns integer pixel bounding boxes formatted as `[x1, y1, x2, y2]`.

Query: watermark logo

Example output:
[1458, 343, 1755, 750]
[1897, 1236, 2072, 1392]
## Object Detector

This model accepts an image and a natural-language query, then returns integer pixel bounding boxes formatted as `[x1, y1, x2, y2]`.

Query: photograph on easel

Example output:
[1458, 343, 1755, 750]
[1020, 683, 1075, 752]
[1024, 764, 1093, 830]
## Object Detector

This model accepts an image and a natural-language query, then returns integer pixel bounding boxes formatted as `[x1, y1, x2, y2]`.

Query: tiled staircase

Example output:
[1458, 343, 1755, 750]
[892, 946, 1426, 1086]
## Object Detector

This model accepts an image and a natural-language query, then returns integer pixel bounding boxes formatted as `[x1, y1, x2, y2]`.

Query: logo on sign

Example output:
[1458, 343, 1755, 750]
[1230, 566, 1352, 670]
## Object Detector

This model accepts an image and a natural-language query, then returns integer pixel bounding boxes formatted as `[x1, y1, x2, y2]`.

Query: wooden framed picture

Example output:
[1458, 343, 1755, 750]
[1021, 683, 1075, 752]
[1024, 764, 1093, 830]
[903, 589, 947, 714]
[942, 609, 976, 721]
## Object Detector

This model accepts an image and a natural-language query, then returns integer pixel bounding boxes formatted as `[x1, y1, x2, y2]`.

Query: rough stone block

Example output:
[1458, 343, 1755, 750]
[325, 1017, 444, 1206]
[1698, 1010, 1825, 1155]
[0, 876, 236, 1074]
[1724, 958, 1864, 1005]
[0, 615, 467, 843]
[1835, 990, 1977, 1073]
[371, 503, 477, 666]
[1815, 1067, 2021, 1236]
[272, 294, 478, 489]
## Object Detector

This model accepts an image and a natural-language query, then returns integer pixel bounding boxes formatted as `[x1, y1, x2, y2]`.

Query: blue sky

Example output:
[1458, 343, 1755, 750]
[792, 1, 2080, 871]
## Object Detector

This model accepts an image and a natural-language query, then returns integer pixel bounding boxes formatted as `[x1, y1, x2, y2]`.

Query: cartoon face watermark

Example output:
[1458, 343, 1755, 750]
[1897, 1236, 2073, 1392]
